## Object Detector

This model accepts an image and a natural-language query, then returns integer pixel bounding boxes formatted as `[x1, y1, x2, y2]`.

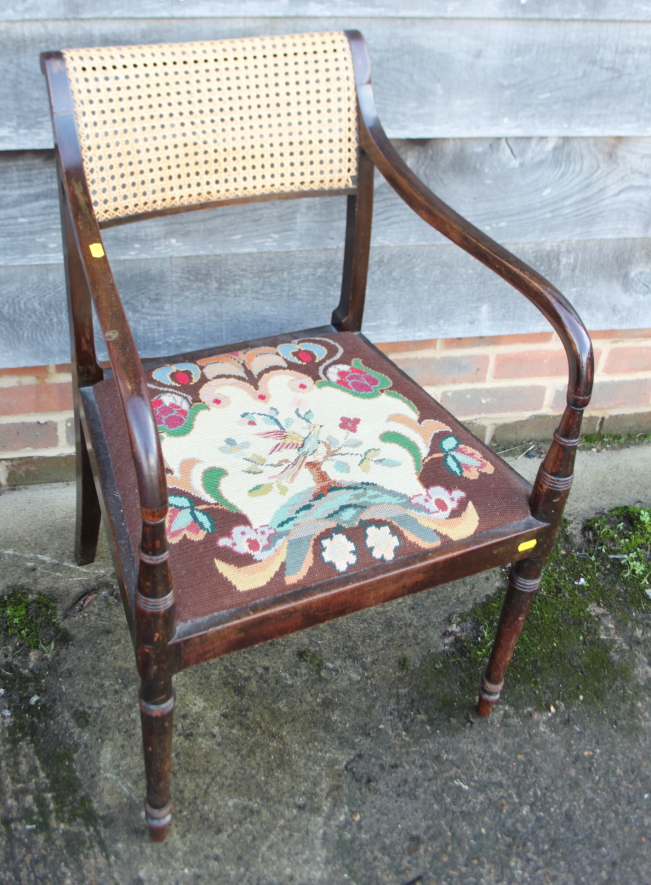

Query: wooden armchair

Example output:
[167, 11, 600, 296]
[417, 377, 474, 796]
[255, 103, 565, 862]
[41, 31, 593, 841]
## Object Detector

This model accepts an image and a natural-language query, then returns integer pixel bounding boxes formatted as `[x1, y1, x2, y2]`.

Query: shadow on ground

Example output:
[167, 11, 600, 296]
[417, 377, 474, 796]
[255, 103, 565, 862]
[1, 445, 651, 885]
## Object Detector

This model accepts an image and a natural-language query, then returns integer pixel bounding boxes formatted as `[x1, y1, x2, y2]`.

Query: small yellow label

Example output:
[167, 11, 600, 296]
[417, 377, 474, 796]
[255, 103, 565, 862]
[89, 243, 105, 258]
[518, 539, 537, 552]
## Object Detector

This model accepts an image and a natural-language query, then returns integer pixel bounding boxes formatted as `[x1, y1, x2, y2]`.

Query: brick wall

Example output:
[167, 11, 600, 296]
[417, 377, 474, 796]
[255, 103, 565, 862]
[1, 328, 649, 486]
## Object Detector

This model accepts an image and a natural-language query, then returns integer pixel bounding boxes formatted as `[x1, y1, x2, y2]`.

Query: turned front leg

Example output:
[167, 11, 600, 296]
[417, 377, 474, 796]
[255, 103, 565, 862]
[139, 677, 175, 841]
[476, 557, 542, 717]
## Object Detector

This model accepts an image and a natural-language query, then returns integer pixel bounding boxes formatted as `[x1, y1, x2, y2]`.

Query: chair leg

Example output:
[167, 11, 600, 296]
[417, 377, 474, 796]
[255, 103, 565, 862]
[139, 678, 175, 842]
[74, 418, 102, 565]
[476, 556, 543, 717]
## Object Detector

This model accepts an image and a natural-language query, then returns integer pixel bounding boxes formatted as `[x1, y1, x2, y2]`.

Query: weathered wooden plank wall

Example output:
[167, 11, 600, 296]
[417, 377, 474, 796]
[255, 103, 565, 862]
[1, 4, 650, 366]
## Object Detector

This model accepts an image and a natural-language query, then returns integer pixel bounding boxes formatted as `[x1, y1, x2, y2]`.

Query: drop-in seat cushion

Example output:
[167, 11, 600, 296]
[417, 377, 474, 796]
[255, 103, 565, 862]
[94, 333, 532, 623]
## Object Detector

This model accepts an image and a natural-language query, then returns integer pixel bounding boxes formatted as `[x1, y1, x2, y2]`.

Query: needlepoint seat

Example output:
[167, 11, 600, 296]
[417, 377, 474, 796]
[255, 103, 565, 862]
[41, 29, 593, 841]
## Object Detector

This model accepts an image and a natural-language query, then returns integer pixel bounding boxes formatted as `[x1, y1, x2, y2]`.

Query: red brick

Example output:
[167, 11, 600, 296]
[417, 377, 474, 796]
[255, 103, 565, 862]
[377, 338, 439, 354]
[552, 378, 651, 411]
[392, 354, 489, 386]
[0, 365, 50, 380]
[440, 385, 546, 417]
[603, 346, 651, 375]
[0, 382, 73, 416]
[493, 349, 602, 380]
[442, 332, 553, 350]
[590, 328, 651, 340]
[0, 421, 59, 452]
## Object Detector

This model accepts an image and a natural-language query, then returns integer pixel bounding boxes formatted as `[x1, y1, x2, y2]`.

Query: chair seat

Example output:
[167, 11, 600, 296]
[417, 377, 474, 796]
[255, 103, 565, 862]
[92, 331, 535, 626]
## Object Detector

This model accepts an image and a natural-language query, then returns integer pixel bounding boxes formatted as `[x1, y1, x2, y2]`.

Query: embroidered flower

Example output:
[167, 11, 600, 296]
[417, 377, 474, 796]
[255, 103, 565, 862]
[152, 392, 191, 431]
[278, 342, 327, 364]
[218, 437, 251, 455]
[321, 533, 357, 573]
[217, 524, 276, 557]
[438, 435, 494, 479]
[326, 363, 380, 394]
[166, 494, 215, 543]
[411, 486, 466, 519]
[339, 416, 360, 433]
[366, 525, 400, 561]
[152, 362, 200, 387]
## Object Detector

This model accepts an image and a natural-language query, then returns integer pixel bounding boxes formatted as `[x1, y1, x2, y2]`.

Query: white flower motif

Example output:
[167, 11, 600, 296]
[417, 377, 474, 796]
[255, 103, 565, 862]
[410, 486, 466, 519]
[217, 524, 276, 559]
[321, 533, 357, 573]
[366, 525, 400, 561]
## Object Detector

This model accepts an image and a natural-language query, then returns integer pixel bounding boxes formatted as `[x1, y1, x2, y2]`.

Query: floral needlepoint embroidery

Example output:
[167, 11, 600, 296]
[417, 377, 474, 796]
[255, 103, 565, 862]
[152, 392, 190, 430]
[366, 525, 400, 561]
[278, 341, 328, 364]
[217, 525, 276, 558]
[166, 494, 215, 543]
[218, 438, 251, 455]
[339, 416, 360, 433]
[152, 362, 201, 387]
[438, 435, 495, 479]
[411, 486, 466, 519]
[321, 533, 357, 573]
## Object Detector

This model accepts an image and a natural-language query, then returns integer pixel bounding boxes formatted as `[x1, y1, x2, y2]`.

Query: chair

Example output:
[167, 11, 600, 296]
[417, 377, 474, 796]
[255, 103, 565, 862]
[41, 31, 593, 841]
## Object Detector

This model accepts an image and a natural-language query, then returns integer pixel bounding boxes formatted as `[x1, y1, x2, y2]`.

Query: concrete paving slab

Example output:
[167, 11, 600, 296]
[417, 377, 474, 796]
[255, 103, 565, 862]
[0, 445, 650, 884]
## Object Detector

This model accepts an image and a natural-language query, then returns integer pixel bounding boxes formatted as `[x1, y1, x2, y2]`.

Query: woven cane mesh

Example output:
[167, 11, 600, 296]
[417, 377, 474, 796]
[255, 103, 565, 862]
[62, 32, 358, 222]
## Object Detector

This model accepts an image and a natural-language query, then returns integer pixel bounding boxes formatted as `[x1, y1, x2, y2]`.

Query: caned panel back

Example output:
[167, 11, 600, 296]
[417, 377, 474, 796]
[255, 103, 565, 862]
[62, 32, 358, 222]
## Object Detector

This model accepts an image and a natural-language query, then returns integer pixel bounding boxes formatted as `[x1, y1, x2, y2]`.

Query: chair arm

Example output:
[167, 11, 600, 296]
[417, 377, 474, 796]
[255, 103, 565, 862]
[346, 33, 593, 412]
[45, 57, 168, 520]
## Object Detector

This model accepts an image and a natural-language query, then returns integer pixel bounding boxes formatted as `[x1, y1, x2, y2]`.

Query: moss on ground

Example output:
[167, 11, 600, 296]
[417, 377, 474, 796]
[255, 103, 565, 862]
[0, 586, 103, 851]
[408, 505, 651, 715]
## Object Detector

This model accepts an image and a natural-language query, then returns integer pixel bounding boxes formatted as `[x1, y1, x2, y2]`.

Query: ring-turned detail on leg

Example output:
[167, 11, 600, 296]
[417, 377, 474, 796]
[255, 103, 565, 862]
[476, 557, 543, 717]
[139, 680, 175, 841]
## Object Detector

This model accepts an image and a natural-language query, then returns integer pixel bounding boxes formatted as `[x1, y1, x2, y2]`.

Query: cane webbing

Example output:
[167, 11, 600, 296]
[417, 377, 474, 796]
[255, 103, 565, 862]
[62, 32, 358, 222]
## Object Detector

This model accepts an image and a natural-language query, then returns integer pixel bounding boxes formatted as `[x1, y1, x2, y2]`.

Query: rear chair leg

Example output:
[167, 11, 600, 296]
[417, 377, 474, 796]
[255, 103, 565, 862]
[140, 678, 175, 842]
[74, 417, 102, 565]
[476, 556, 543, 717]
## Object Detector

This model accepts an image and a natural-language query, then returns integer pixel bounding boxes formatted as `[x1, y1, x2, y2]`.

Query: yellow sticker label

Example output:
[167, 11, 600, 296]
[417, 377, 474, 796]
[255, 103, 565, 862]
[89, 243, 105, 258]
[518, 539, 537, 552]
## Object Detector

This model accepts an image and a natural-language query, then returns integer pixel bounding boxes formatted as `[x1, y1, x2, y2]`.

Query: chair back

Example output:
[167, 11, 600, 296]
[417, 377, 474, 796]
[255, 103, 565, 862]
[62, 32, 359, 223]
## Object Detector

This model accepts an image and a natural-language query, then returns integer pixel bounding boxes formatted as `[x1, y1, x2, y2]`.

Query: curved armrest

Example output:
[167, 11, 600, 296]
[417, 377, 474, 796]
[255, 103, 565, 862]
[43, 53, 168, 520]
[345, 32, 593, 410]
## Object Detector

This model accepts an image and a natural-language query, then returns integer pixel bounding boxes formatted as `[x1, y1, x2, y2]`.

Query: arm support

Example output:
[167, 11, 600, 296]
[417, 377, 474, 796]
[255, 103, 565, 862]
[42, 53, 168, 524]
[345, 31, 593, 411]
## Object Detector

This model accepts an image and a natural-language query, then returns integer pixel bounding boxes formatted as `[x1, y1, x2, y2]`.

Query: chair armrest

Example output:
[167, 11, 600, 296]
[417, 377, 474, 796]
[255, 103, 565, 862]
[43, 53, 167, 520]
[346, 32, 593, 411]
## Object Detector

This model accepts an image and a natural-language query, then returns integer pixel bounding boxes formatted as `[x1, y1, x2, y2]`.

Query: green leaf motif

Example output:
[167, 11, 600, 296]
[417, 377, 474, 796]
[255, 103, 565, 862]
[159, 403, 208, 437]
[440, 434, 460, 453]
[202, 467, 240, 512]
[248, 483, 274, 497]
[379, 431, 423, 472]
[443, 453, 464, 476]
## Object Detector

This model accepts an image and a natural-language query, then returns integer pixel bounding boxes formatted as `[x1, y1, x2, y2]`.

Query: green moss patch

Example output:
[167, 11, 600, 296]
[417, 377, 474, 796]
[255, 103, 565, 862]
[0, 587, 103, 851]
[0, 587, 71, 652]
[408, 506, 651, 715]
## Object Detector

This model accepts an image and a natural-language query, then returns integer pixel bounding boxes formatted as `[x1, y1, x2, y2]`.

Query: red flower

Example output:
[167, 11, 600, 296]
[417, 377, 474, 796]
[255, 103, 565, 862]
[339, 416, 360, 433]
[332, 366, 380, 394]
[152, 397, 188, 430]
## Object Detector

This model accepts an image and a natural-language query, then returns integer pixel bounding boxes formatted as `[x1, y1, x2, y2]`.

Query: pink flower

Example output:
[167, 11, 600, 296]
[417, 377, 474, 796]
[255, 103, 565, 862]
[411, 486, 466, 519]
[339, 416, 360, 433]
[152, 393, 190, 430]
[217, 524, 276, 558]
[326, 363, 380, 394]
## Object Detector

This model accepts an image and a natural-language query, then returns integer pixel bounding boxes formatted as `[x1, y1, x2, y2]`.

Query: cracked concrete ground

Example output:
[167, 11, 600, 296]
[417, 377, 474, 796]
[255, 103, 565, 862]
[1, 445, 651, 885]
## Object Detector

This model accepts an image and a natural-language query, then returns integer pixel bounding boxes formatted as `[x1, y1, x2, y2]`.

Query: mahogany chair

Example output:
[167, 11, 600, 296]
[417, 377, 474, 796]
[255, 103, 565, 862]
[41, 31, 593, 841]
